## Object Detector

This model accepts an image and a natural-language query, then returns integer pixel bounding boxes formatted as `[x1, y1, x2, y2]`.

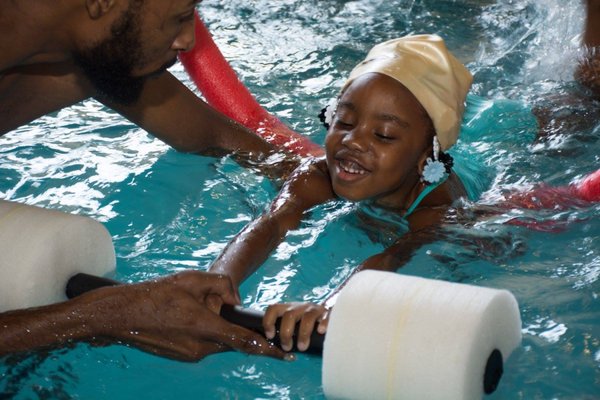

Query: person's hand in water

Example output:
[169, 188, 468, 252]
[92, 270, 293, 361]
[262, 302, 329, 352]
[2, 270, 286, 362]
[575, 0, 600, 96]
[1, 271, 291, 360]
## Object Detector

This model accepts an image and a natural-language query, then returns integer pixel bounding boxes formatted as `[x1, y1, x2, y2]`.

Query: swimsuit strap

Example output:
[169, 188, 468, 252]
[405, 175, 448, 218]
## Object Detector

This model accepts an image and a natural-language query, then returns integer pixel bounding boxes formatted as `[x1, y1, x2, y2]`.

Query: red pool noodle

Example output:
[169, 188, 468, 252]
[575, 168, 600, 202]
[504, 168, 600, 210]
[178, 13, 324, 158]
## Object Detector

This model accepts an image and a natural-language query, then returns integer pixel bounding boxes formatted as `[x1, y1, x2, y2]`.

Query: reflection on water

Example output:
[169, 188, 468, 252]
[1, 0, 599, 399]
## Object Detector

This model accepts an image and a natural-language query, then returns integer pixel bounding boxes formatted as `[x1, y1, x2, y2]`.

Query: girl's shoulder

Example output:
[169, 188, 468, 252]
[277, 157, 335, 211]
[419, 172, 467, 209]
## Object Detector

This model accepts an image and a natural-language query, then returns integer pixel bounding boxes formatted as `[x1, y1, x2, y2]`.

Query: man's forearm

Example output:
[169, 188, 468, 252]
[585, 0, 600, 48]
[575, 0, 600, 97]
[107, 72, 302, 179]
[0, 295, 106, 356]
[108, 72, 276, 156]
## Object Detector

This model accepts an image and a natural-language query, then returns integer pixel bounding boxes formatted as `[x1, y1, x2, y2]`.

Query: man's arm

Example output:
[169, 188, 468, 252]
[0, 63, 92, 135]
[106, 72, 279, 158]
[0, 65, 293, 170]
[0, 270, 287, 361]
[209, 159, 334, 287]
[532, 0, 600, 137]
[575, 0, 600, 96]
[583, 0, 600, 48]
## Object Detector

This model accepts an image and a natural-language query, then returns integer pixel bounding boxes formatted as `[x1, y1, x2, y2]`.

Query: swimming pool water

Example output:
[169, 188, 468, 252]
[1, 0, 599, 398]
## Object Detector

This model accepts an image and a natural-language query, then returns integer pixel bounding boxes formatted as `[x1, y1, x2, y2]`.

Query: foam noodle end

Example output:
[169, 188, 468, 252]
[0, 200, 116, 312]
[322, 270, 521, 400]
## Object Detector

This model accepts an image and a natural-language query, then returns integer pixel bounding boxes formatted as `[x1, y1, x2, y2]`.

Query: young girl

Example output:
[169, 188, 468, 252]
[208, 22, 600, 351]
[208, 34, 474, 350]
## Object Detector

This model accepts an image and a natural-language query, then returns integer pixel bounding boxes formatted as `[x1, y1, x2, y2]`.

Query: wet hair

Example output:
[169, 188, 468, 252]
[439, 151, 454, 174]
[318, 105, 331, 129]
[421, 109, 454, 174]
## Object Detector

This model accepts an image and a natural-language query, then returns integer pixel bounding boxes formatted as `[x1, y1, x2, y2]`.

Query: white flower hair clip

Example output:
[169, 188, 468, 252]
[319, 97, 339, 129]
[421, 136, 447, 184]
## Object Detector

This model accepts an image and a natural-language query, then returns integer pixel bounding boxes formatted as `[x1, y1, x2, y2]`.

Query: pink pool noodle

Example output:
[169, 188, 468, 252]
[178, 13, 324, 158]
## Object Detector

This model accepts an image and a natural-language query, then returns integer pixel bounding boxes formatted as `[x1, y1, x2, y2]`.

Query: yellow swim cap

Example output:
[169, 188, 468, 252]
[343, 35, 473, 151]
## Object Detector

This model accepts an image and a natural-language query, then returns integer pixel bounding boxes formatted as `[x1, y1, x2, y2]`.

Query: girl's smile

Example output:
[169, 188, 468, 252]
[325, 72, 435, 210]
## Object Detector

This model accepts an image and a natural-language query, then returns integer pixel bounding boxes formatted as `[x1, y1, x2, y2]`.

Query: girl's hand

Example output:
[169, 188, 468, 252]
[263, 302, 329, 352]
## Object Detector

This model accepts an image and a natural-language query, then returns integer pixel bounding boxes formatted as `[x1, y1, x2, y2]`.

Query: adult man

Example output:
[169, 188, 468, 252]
[0, 0, 288, 360]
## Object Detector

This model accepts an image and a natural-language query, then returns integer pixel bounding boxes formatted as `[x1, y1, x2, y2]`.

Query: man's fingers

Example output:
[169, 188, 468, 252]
[205, 293, 224, 314]
[179, 271, 241, 305]
[125, 332, 227, 362]
[207, 318, 291, 361]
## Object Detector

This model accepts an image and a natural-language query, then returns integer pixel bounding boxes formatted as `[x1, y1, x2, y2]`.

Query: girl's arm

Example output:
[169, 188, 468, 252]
[209, 159, 335, 287]
[263, 209, 446, 352]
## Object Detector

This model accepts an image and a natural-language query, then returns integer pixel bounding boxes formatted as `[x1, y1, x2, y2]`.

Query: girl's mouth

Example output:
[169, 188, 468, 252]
[334, 159, 370, 182]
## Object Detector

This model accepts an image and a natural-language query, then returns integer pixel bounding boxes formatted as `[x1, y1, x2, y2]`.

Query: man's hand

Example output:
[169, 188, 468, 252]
[87, 270, 289, 361]
[0, 271, 289, 361]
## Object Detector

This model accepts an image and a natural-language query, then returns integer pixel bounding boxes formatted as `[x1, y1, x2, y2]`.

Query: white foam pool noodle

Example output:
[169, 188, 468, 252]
[0, 200, 116, 312]
[322, 270, 521, 400]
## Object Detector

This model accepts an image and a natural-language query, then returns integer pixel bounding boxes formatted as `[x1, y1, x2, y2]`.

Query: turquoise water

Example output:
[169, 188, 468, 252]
[1, 0, 599, 398]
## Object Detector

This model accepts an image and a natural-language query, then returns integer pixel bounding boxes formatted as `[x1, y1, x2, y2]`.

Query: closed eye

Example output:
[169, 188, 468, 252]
[335, 120, 354, 129]
[375, 132, 396, 141]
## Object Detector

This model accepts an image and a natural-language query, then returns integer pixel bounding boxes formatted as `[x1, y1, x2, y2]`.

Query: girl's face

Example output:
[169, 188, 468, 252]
[325, 73, 434, 209]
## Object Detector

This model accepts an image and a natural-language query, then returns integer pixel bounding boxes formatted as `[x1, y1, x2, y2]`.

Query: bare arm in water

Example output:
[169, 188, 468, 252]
[0, 66, 298, 175]
[209, 159, 335, 287]
[534, 0, 600, 136]
[0, 271, 288, 361]
[576, 0, 600, 96]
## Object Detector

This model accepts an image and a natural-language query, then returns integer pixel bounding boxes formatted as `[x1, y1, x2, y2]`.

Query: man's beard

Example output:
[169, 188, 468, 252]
[73, 2, 172, 105]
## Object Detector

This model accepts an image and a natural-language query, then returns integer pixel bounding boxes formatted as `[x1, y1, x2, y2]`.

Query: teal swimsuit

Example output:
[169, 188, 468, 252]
[357, 177, 448, 240]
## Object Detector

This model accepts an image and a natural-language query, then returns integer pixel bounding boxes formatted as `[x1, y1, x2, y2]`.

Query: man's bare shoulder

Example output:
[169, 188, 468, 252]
[0, 62, 92, 135]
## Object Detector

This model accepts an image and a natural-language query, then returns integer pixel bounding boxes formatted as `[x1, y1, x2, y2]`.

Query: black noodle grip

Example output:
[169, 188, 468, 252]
[66, 273, 324, 355]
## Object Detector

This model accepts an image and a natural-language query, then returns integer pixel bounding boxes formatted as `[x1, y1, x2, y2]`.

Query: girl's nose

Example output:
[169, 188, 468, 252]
[341, 128, 368, 152]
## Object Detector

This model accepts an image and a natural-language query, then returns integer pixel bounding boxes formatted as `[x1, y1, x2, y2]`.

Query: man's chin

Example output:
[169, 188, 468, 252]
[94, 75, 147, 106]
[137, 57, 178, 79]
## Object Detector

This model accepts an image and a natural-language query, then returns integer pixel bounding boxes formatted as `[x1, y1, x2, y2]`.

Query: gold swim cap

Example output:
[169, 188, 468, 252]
[343, 35, 473, 151]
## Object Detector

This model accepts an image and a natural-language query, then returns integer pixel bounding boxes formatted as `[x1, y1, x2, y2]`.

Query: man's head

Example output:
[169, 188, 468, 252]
[74, 0, 198, 104]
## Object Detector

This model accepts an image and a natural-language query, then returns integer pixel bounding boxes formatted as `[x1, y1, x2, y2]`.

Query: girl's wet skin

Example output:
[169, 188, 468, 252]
[325, 72, 435, 211]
